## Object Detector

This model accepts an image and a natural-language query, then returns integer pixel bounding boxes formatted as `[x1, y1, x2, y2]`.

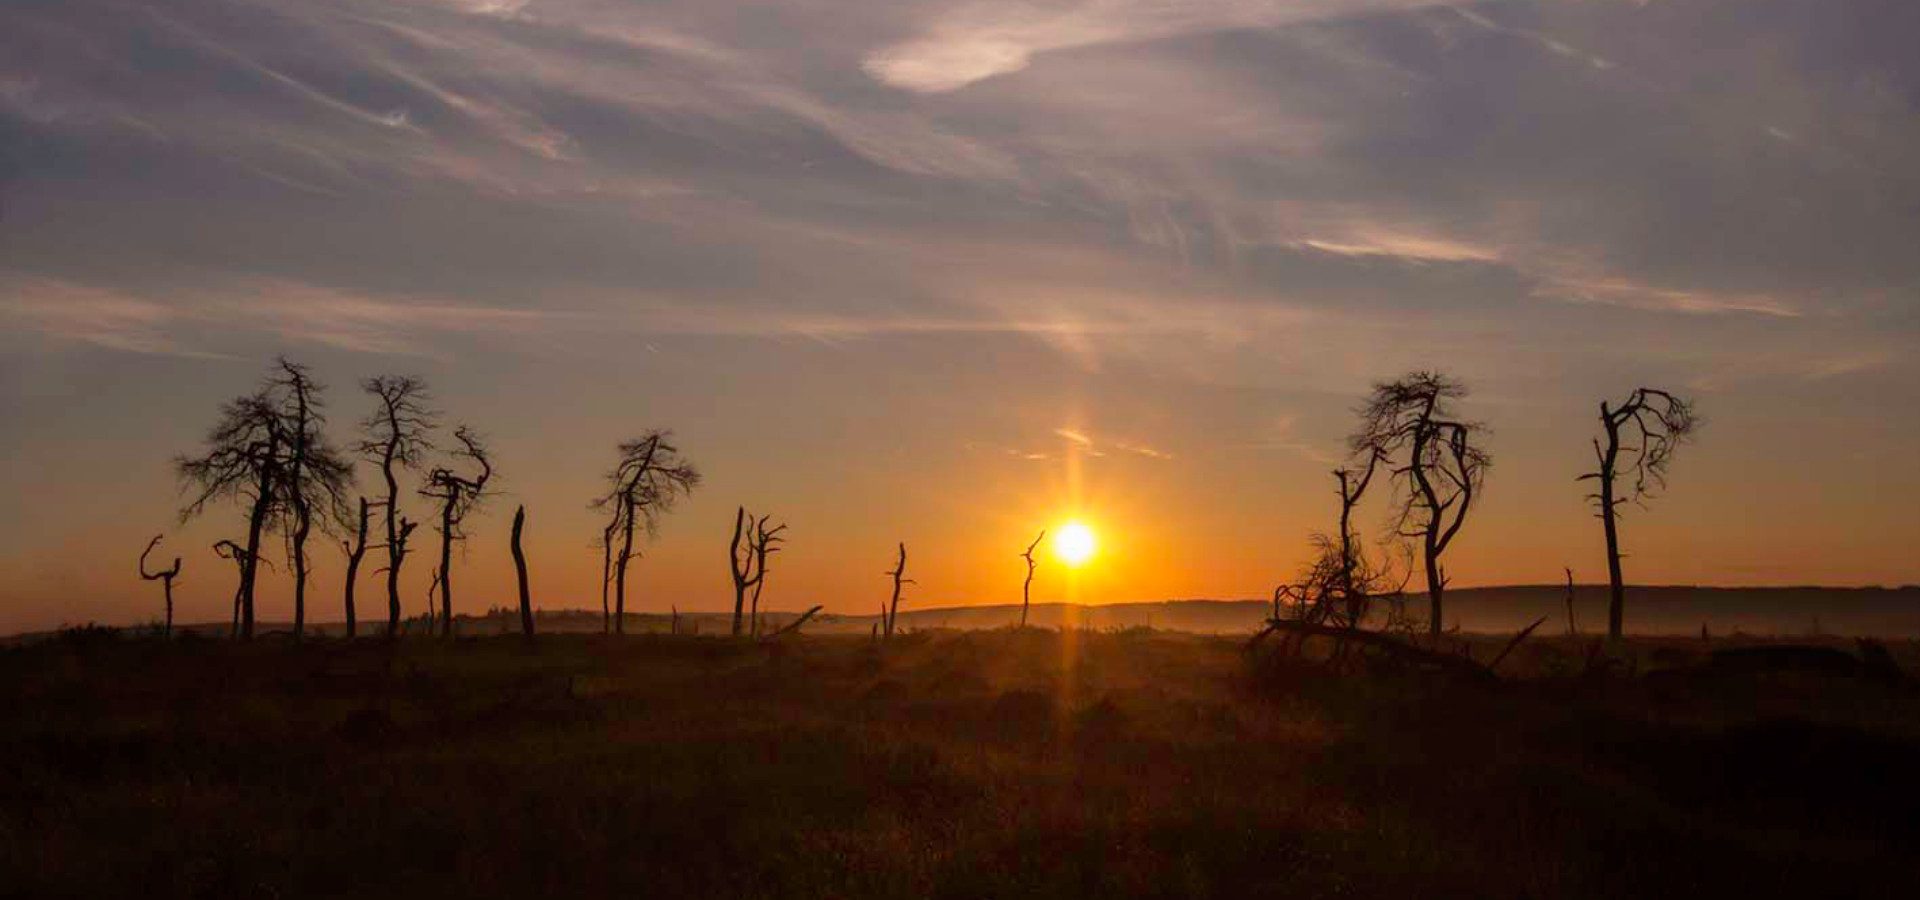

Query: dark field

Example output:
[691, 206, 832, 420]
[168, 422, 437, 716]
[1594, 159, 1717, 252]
[4, 629, 1919, 899]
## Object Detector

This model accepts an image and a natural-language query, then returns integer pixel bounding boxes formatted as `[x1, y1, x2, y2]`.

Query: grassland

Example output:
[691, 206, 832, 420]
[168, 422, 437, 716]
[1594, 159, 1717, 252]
[4, 628, 1918, 899]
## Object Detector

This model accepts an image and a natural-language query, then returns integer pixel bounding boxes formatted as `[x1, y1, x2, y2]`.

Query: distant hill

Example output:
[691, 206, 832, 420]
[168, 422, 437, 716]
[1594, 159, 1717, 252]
[869, 585, 1920, 637]
[16, 585, 1920, 642]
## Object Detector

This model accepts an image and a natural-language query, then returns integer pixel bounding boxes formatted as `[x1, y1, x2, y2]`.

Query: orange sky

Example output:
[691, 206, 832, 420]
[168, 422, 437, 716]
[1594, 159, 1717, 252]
[5, 0, 1920, 632]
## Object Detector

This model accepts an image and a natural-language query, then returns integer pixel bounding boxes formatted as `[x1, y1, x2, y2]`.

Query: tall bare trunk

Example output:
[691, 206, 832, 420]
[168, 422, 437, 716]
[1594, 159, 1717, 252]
[291, 502, 310, 640]
[240, 477, 271, 640]
[1424, 541, 1443, 638]
[344, 498, 368, 638]
[512, 505, 534, 640]
[599, 524, 614, 634]
[382, 449, 401, 639]
[438, 493, 455, 638]
[615, 491, 637, 635]
[730, 508, 746, 637]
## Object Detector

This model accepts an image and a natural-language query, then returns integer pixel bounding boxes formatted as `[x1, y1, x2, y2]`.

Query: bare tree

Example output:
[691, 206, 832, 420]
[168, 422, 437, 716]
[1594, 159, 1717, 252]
[729, 507, 758, 637]
[359, 376, 435, 639]
[511, 505, 534, 641]
[178, 388, 285, 640]
[1563, 566, 1578, 637]
[1019, 531, 1044, 628]
[268, 359, 353, 641]
[1580, 387, 1700, 640]
[598, 517, 618, 634]
[746, 514, 788, 638]
[420, 426, 493, 638]
[341, 497, 371, 637]
[1331, 452, 1386, 628]
[591, 432, 700, 635]
[1350, 372, 1491, 637]
[138, 535, 182, 637]
[883, 542, 913, 639]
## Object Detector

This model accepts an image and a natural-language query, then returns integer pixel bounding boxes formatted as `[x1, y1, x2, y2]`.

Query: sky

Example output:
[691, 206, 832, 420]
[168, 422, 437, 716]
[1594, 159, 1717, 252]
[3, 0, 1918, 633]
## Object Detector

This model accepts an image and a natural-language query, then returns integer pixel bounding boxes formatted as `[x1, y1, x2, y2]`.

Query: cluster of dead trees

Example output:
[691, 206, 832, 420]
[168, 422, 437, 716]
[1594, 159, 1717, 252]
[165, 361, 513, 640]
[148, 360, 1697, 647]
[1263, 370, 1699, 660]
[151, 360, 818, 642]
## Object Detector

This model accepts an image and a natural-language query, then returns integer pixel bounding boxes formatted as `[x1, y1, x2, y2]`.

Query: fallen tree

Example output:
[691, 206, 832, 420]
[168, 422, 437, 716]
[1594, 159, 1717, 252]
[1247, 619, 1496, 681]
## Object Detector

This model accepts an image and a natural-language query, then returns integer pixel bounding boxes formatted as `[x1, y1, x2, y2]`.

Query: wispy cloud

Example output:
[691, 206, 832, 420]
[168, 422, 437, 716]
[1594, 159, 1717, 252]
[862, 0, 1432, 92]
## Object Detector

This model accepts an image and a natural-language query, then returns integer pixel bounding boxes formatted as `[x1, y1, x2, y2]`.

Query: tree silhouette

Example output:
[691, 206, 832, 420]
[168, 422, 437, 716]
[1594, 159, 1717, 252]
[883, 542, 913, 639]
[358, 376, 435, 639]
[746, 514, 788, 638]
[137, 535, 181, 637]
[598, 516, 618, 634]
[1580, 387, 1699, 640]
[268, 359, 353, 641]
[591, 432, 699, 635]
[1020, 530, 1044, 628]
[728, 507, 759, 637]
[1350, 371, 1491, 637]
[511, 505, 534, 641]
[341, 497, 371, 638]
[178, 388, 285, 640]
[1331, 452, 1386, 628]
[420, 426, 493, 638]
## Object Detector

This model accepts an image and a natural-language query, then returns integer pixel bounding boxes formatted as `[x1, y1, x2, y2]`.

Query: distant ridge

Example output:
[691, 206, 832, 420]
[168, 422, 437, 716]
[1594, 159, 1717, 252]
[873, 585, 1920, 636]
[15, 585, 1920, 641]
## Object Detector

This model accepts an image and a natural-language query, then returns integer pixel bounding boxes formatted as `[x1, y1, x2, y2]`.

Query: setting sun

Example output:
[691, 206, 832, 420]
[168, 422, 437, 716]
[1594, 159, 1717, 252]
[1053, 521, 1098, 567]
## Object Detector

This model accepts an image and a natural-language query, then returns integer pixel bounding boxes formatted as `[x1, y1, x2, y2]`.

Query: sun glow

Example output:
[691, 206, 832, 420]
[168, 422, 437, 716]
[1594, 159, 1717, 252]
[1053, 520, 1097, 567]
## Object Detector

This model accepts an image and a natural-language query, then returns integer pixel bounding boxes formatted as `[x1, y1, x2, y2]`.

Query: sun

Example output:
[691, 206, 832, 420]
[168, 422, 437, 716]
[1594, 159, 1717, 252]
[1053, 520, 1097, 567]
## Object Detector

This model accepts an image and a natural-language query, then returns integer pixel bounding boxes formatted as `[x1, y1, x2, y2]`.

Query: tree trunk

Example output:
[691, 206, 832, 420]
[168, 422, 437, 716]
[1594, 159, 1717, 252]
[291, 500, 310, 641]
[383, 451, 402, 639]
[599, 525, 613, 635]
[512, 505, 534, 640]
[730, 507, 748, 637]
[1601, 465, 1625, 641]
[750, 581, 764, 638]
[345, 498, 368, 638]
[439, 493, 455, 638]
[163, 578, 174, 637]
[239, 467, 273, 640]
[887, 543, 906, 639]
[1599, 403, 1626, 641]
[615, 491, 637, 635]
[1021, 565, 1034, 629]
[1424, 535, 1444, 638]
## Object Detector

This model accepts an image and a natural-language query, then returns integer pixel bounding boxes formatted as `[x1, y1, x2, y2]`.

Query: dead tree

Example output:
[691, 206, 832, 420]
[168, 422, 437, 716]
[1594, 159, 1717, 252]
[358, 376, 436, 639]
[729, 507, 760, 637]
[883, 542, 913, 639]
[420, 426, 493, 638]
[1350, 371, 1491, 637]
[1332, 452, 1386, 627]
[598, 517, 618, 634]
[1019, 530, 1044, 628]
[138, 535, 182, 637]
[1563, 567, 1577, 637]
[341, 497, 371, 638]
[268, 359, 353, 641]
[511, 505, 534, 640]
[746, 515, 788, 638]
[764, 605, 823, 640]
[1580, 387, 1699, 640]
[591, 432, 700, 635]
[178, 388, 286, 640]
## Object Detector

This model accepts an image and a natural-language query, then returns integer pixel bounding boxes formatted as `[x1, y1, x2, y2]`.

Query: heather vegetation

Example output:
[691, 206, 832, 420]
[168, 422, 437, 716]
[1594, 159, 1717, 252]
[4, 629, 1917, 899]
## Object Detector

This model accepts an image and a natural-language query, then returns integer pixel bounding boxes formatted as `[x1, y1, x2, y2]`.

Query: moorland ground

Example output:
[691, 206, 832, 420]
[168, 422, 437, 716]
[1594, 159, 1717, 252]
[3, 628, 1918, 899]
